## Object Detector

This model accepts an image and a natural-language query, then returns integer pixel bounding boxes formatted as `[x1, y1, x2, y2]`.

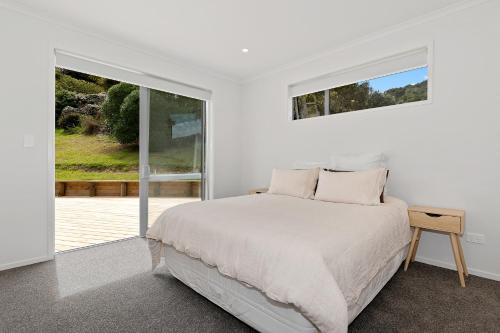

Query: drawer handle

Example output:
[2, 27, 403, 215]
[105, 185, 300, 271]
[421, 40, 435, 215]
[425, 212, 442, 218]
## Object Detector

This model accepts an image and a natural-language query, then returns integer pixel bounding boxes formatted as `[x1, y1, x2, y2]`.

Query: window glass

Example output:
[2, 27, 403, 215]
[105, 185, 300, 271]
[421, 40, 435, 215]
[292, 66, 428, 120]
[148, 89, 204, 174]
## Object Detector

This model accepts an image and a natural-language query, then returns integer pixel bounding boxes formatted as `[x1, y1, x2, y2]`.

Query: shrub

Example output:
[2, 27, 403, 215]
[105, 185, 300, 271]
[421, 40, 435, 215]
[57, 113, 81, 131]
[55, 89, 78, 124]
[56, 73, 105, 94]
[91, 76, 120, 90]
[101, 83, 137, 134]
[81, 116, 102, 135]
[113, 89, 139, 144]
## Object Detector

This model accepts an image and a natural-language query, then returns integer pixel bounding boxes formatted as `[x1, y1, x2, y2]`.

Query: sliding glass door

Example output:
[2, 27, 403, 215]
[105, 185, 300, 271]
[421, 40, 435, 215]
[139, 87, 207, 236]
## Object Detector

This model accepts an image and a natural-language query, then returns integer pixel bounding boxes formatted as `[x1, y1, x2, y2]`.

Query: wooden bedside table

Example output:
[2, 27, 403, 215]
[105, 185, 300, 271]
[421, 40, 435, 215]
[404, 206, 468, 287]
[248, 187, 268, 195]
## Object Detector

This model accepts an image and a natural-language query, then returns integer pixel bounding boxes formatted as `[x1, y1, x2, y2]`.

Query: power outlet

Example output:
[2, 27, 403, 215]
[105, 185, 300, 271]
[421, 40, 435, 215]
[466, 232, 485, 244]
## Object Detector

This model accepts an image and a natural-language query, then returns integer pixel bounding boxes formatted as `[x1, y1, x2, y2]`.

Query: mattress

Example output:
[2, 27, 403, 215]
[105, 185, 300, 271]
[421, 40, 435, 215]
[164, 244, 408, 333]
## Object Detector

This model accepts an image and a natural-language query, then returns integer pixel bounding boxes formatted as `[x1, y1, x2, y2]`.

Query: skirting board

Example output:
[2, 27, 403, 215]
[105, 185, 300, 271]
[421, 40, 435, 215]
[415, 255, 500, 282]
[0, 255, 53, 272]
[2, 253, 498, 282]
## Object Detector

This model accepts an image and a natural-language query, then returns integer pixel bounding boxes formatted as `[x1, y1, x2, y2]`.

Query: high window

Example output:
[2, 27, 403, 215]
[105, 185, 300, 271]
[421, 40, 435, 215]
[289, 47, 430, 120]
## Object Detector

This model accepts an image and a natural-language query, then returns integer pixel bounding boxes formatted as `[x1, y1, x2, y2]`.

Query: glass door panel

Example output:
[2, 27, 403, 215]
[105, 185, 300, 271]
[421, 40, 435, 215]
[149, 89, 204, 175]
[139, 87, 206, 235]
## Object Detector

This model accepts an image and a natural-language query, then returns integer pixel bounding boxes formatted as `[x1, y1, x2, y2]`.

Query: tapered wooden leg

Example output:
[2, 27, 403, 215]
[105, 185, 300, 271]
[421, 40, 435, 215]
[405, 227, 420, 271]
[450, 233, 466, 287]
[456, 236, 468, 277]
[411, 228, 422, 262]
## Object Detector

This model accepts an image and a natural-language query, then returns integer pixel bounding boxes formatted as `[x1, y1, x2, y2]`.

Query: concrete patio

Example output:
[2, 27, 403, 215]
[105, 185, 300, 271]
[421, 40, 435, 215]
[55, 197, 199, 252]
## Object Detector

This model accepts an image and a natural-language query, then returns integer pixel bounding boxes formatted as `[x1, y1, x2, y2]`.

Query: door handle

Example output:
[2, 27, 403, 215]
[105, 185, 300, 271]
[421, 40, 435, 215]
[140, 165, 150, 178]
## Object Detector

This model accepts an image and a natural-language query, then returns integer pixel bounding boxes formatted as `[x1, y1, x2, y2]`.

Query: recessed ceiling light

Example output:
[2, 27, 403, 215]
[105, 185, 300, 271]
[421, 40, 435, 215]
[241, 48, 249, 53]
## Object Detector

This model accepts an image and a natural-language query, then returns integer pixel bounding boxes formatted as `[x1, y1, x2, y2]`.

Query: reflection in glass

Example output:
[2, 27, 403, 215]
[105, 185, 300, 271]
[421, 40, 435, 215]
[148, 90, 203, 174]
[146, 89, 204, 226]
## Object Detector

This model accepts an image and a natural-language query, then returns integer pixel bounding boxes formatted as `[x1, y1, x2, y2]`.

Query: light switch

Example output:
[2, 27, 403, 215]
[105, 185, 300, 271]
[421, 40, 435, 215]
[23, 134, 35, 148]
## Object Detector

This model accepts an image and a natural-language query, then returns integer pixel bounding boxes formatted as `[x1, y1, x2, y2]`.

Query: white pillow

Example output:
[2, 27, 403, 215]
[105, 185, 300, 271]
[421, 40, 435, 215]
[314, 168, 387, 205]
[330, 153, 385, 171]
[268, 168, 319, 199]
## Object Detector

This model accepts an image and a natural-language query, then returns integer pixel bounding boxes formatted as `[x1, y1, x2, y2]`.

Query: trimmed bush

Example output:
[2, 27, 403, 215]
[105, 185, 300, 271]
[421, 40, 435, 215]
[81, 116, 102, 135]
[113, 89, 139, 144]
[101, 83, 137, 134]
[55, 89, 78, 125]
[58, 113, 81, 131]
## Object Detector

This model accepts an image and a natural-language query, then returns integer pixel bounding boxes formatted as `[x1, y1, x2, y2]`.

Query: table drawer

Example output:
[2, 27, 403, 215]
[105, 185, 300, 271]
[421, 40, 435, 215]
[409, 211, 462, 234]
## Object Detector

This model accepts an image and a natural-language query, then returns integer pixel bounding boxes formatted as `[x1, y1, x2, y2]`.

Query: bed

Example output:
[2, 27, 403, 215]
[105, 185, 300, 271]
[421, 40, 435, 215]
[147, 193, 411, 333]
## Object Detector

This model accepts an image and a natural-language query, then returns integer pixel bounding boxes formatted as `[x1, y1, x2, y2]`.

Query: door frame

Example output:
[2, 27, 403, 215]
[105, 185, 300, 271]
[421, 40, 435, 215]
[138, 87, 210, 237]
[49, 50, 213, 256]
[139, 87, 150, 237]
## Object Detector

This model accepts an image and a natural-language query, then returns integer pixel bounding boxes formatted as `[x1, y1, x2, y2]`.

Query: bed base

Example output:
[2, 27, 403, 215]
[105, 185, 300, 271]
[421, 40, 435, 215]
[164, 245, 408, 333]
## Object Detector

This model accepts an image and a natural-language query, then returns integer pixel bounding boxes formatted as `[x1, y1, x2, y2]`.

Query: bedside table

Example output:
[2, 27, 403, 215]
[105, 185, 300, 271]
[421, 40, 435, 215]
[248, 187, 268, 195]
[404, 206, 467, 287]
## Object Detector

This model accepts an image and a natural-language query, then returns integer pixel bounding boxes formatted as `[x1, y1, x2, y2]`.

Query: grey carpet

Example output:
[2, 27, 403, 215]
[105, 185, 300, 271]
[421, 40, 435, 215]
[0, 238, 498, 333]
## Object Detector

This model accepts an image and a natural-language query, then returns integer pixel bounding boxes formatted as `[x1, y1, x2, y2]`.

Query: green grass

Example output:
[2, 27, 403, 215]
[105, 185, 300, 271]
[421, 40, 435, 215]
[56, 129, 139, 180]
[55, 129, 199, 181]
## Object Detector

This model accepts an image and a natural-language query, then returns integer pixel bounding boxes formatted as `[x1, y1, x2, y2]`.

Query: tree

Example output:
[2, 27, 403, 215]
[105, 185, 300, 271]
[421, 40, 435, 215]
[367, 91, 394, 109]
[113, 89, 139, 144]
[384, 80, 427, 104]
[101, 82, 137, 136]
[329, 82, 371, 114]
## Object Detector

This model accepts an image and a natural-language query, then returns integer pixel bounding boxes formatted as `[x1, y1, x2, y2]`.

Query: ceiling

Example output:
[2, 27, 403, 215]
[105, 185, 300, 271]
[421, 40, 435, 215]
[8, 0, 464, 81]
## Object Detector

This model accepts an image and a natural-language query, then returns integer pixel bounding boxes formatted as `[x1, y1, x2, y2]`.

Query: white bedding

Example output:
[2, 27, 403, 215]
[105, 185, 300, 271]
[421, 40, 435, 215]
[147, 194, 411, 333]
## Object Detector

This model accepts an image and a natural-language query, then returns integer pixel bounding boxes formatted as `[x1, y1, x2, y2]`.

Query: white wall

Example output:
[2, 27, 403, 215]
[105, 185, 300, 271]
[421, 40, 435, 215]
[240, 1, 500, 280]
[0, 6, 242, 270]
[2, 1, 499, 280]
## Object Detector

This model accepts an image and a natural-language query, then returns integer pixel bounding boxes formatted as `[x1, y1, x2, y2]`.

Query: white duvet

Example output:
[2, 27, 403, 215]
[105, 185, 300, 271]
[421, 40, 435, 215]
[147, 194, 411, 333]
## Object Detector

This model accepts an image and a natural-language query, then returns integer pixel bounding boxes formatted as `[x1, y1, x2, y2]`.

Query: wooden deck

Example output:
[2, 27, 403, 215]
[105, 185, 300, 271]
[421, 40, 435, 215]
[55, 197, 199, 252]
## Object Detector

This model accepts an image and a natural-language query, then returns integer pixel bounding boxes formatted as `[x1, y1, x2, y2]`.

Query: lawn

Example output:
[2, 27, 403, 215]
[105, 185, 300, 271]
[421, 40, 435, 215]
[55, 129, 199, 181]
[55, 129, 139, 180]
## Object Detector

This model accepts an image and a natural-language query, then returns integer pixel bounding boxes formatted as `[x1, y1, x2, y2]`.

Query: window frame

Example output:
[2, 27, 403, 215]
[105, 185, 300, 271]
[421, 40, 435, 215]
[287, 44, 433, 121]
